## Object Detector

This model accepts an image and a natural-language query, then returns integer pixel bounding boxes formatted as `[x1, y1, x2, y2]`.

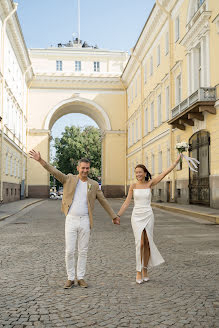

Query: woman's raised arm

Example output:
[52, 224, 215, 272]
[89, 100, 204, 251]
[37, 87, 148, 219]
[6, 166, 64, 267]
[150, 154, 181, 187]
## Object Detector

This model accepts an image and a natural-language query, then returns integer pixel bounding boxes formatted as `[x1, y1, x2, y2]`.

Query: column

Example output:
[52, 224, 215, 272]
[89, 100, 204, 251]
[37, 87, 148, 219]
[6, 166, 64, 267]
[200, 37, 205, 87]
[205, 32, 210, 86]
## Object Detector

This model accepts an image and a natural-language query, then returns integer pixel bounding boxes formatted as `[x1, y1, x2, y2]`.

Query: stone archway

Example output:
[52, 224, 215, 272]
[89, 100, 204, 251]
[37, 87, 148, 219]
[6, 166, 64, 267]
[27, 94, 126, 198]
[44, 96, 111, 131]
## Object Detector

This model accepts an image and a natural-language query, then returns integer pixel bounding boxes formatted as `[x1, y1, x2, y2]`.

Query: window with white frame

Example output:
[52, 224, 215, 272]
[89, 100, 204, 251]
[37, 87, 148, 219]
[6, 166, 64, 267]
[5, 150, 8, 175]
[157, 94, 162, 126]
[144, 107, 148, 135]
[165, 32, 169, 55]
[14, 157, 16, 177]
[165, 86, 169, 120]
[144, 63, 147, 84]
[151, 154, 155, 175]
[23, 159, 26, 180]
[157, 45, 160, 66]
[175, 74, 182, 105]
[18, 160, 20, 178]
[136, 118, 138, 140]
[150, 101, 154, 131]
[94, 61, 100, 72]
[158, 151, 162, 173]
[56, 60, 62, 71]
[10, 155, 13, 176]
[75, 61, 81, 71]
[150, 56, 153, 76]
[145, 155, 148, 168]
[175, 16, 180, 42]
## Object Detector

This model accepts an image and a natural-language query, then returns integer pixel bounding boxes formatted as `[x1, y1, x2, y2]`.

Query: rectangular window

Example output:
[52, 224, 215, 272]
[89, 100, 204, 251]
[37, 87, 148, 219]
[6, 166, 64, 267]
[157, 94, 162, 126]
[176, 74, 182, 105]
[144, 107, 148, 135]
[158, 151, 162, 173]
[10, 156, 13, 176]
[5, 151, 8, 175]
[14, 158, 16, 177]
[145, 155, 148, 168]
[150, 102, 154, 131]
[144, 63, 147, 84]
[56, 60, 62, 71]
[150, 56, 153, 76]
[75, 61, 81, 71]
[136, 118, 138, 140]
[157, 45, 160, 66]
[151, 154, 155, 175]
[165, 86, 169, 120]
[165, 32, 169, 55]
[94, 61, 100, 72]
[175, 16, 180, 42]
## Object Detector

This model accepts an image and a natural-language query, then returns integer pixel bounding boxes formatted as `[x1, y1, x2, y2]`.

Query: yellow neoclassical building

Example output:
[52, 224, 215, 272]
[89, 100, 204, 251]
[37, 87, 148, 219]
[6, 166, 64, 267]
[0, 0, 219, 208]
[123, 0, 219, 208]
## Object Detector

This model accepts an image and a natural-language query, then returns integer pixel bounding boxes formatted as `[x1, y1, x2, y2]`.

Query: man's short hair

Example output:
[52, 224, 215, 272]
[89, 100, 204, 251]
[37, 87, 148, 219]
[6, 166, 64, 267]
[78, 158, 91, 166]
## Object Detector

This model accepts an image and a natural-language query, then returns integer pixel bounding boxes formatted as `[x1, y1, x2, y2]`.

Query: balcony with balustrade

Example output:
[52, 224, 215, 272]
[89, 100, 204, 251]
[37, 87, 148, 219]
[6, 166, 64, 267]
[168, 87, 216, 130]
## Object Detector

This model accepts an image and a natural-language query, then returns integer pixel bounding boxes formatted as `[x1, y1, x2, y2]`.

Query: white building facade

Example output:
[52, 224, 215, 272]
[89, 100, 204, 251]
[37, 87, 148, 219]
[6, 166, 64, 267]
[0, 0, 33, 202]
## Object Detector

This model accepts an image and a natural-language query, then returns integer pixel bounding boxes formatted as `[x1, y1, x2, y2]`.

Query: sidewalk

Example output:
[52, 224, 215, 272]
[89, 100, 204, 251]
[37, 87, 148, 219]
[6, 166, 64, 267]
[151, 201, 219, 224]
[0, 198, 44, 221]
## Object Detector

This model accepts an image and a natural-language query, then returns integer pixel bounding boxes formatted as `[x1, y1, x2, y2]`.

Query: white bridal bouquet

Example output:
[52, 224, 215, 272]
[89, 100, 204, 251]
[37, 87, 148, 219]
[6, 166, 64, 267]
[176, 142, 200, 172]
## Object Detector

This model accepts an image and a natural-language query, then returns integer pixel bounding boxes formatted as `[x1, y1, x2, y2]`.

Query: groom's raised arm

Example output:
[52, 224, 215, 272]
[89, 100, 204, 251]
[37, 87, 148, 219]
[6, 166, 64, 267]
[29, 149, 68, 185]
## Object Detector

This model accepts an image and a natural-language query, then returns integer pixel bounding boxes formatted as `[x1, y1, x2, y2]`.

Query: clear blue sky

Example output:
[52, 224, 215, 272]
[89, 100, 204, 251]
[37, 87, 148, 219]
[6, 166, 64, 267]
[16, 0, 155, 157]
[17, 0, 155, 50]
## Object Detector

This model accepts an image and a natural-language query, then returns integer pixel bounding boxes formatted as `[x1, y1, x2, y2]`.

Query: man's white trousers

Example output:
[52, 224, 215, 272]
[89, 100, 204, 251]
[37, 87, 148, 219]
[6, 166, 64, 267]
[65, 214, 90, 280]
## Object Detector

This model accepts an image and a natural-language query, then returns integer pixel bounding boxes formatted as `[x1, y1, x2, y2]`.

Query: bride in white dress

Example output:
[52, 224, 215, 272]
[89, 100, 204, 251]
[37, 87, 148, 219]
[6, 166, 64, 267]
[117, 154, 181, 284]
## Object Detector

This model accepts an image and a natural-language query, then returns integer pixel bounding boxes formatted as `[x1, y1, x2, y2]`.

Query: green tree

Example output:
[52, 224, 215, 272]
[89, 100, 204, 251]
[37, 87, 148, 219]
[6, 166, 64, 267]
[52, 126, 101, 186]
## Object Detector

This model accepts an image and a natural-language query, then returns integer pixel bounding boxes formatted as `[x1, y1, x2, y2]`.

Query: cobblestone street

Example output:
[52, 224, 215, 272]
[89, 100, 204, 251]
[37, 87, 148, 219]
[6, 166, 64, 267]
[0, 199, 218, 328]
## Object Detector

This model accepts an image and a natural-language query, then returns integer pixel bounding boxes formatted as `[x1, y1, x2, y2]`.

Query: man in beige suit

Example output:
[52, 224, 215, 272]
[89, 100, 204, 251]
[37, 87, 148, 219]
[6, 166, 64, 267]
[29, 150, 120, 289]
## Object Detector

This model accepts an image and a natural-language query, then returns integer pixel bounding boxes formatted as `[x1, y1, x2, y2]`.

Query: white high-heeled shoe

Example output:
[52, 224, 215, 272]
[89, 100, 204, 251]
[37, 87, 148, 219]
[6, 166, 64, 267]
[136, 278, 143, 284]
[143, 277, 150, 282]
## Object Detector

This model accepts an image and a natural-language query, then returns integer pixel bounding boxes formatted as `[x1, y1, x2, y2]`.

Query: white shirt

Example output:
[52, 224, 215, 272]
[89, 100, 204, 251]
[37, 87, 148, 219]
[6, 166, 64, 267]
[68, 179, 89, 216]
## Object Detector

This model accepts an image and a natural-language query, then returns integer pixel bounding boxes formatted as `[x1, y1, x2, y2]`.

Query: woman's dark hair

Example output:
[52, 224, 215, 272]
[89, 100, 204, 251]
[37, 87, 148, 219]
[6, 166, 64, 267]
[135, 164, 152, 181]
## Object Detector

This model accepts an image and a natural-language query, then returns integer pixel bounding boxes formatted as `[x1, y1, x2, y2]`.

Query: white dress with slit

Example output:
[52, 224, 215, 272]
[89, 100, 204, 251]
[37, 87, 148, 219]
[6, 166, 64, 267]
[131, 189, 165, 271]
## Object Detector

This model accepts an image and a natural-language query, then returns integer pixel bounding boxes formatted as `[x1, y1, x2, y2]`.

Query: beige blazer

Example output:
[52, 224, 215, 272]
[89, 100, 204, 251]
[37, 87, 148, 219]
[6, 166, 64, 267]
[42, 161, 117, 228]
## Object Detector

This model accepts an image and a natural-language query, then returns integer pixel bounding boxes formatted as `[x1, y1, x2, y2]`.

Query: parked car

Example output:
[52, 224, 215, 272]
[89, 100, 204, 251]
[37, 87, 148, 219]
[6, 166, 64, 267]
[57, 188, 63, 196]
[50, 192, 57, 199]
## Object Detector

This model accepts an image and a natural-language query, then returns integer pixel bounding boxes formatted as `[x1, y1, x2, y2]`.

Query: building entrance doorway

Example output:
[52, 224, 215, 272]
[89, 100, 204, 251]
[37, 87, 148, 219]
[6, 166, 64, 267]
[189, 131, 210, 206]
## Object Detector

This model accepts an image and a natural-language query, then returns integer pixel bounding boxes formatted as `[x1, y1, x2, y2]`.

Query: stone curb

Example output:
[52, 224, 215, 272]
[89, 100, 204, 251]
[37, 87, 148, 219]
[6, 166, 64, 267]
[0, 199, 44, 222]
[151, 202, 219, 224]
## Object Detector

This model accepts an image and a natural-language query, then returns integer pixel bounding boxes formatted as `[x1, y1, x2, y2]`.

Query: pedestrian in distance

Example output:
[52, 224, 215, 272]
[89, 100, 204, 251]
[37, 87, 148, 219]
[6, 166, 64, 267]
[116, 154, 181, 284]
[29, 149, 120, 289]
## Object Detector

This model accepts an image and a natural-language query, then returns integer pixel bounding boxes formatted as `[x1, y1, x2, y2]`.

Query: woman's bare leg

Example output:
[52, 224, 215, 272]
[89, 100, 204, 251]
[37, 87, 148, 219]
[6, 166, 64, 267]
[142, 229, 150, 278]
[136, 231, 145, 280]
